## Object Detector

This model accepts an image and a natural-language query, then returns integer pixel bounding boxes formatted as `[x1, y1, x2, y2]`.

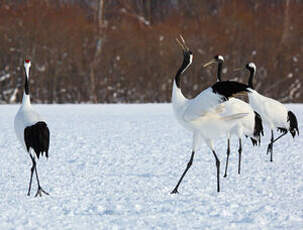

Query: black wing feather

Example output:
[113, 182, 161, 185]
[24, 121, 50, 158]
[212, 81, 249, 100]
[288, 110, 299, 138]
[251, 111, 264, 146]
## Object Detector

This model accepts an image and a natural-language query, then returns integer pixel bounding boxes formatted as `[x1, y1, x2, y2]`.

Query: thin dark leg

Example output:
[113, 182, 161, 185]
[266, 130, 274, 162]
[171, 151, 195, 194]
[238, 139, 242, 175]
[27, 156, 36, 196]
[34, 165, 49, 197]
[272, 132, 287, 144]
[267, 132, 287, 162]
[212, 151, 220, 192]
[223, 139, 230, 178]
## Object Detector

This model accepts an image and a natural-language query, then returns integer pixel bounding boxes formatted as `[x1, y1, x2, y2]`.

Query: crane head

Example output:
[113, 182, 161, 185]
[24, 59, 31, 69]
[246, 62, 256, 72]
[203, 54, 224, 68]
[176, 34, 193, 66]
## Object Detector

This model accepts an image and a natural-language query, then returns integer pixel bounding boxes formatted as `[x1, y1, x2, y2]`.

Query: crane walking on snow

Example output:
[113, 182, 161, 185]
[14, 59, 50, 197]
[171, 36, 251, 194]
[241, 62, 299, 162]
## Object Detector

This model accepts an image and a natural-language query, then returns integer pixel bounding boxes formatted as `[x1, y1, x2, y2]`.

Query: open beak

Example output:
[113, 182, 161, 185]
[176, 34, 189, 51]
[203, 59, 216, 68]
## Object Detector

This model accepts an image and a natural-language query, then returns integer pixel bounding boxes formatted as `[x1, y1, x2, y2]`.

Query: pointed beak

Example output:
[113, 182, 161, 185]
[176, 34, 189, 52]
[233, 67, 244, 72]
[176, 38, 185, 51]
[203, 59, 216, 68]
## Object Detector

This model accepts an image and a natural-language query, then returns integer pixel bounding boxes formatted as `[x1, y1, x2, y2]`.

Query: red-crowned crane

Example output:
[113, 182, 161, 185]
[171, 36, 251, 194]
[243, 62, 299, 162]
[14, 59, 50, 197]
[203, 56, 263, 177]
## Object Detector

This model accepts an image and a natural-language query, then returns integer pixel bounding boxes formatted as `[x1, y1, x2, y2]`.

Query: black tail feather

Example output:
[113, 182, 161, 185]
[288, 111, 299, 138]
[250, 138, 258, 146]
[252, 111, 264, 146]
[277, 127, 288, 134]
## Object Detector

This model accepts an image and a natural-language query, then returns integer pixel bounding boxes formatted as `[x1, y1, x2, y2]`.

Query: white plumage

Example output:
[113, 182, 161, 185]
[222, 98, 263, 176]
[173, 84, 235, 124]
[244, 62, 299, 161]
[203, 56, 264, 177]
[248, 89, 288, 129]
[15, 95, 44, 150]
[171, 37, 250, 194]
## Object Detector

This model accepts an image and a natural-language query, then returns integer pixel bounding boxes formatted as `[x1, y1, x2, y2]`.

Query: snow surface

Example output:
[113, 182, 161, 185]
[0, 103, 302, 230]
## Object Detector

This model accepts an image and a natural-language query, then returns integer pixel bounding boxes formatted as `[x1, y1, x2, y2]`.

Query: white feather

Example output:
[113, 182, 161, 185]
[14, 94, 44, 151]
[182, 87, 226, 121]
[221, 98, 256, 137]
[14, 62, 46, 153]
[248, 89, 288, 129]
[171, 51, 253, 193]
[172, 82, 251, 147]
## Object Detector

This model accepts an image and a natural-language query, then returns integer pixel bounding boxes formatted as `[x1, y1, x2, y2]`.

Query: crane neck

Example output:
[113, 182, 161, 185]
[24, 68, 30, 95]
[175, 68, 182, 89]
[22, 66, 31, 106]
[172, 52, 192, 109]
[172, 81, 187, 109]
[175, 63, 188, 89]
[248, 69, 255, 89]
[174, 53, 192, 89]
[217, 62, 222, 82]
[21, 93, 31, 107]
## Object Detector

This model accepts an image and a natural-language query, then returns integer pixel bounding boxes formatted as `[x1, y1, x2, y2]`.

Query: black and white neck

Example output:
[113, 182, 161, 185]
[174, 51, 193, 89]
[203, 55, 224, 82]
[22, 60, 31, 105]
[246, 62, 256, 89]
[216, 55, 224, 82]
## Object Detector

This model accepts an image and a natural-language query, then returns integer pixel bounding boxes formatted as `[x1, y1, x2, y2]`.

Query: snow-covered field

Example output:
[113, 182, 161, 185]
[0, 104, 302, 230]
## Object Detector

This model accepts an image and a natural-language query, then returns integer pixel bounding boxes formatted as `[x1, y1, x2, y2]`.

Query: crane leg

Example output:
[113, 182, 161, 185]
[272, 132, 287, 144]
[34, 164, 49, 197]
[266, 130, 274, 162]
[223, 139, 230, 178]
[212, 151, 220, 192]
[238, 139, 242, 174]
[27, 155, 36, 196]
[171, 151, 195, 194]
[267, 131, 287, 162]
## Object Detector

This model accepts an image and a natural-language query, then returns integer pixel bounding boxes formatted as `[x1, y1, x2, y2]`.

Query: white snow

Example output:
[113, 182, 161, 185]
[0, 103, 302, 229]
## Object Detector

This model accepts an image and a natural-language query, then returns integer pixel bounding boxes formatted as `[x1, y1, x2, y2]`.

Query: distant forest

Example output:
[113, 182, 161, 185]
[0, 0, 302, 103]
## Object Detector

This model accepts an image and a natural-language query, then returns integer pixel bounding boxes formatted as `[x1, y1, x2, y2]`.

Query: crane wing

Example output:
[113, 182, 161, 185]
[183, 87, 226, 121]
[183, 81, 249, 121]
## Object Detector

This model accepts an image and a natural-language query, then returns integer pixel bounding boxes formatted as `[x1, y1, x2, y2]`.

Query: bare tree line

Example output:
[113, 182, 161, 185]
[0, 0, 302, 103]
